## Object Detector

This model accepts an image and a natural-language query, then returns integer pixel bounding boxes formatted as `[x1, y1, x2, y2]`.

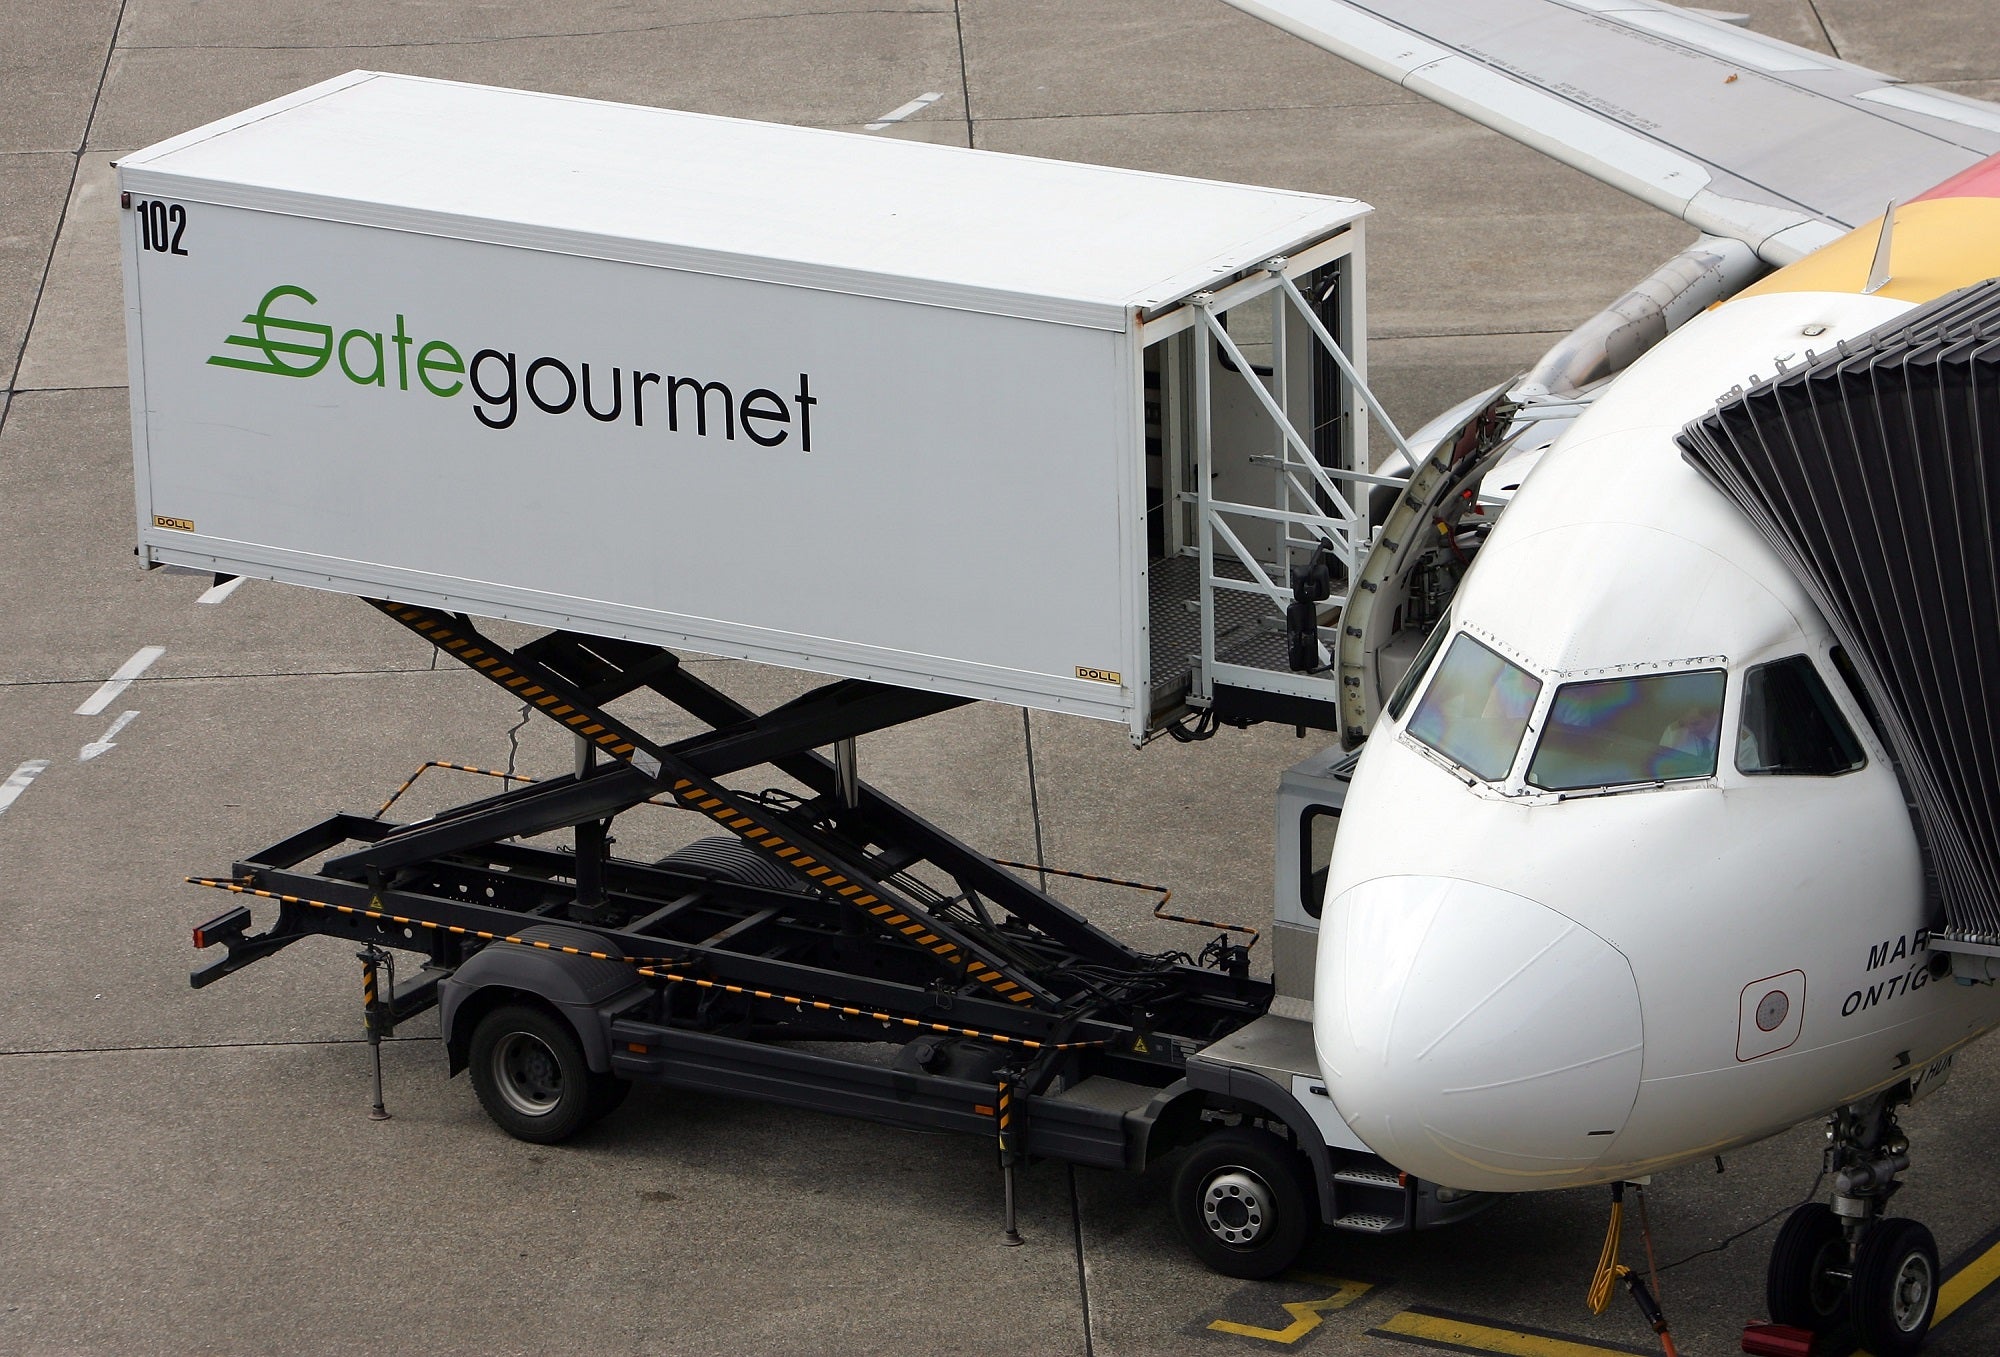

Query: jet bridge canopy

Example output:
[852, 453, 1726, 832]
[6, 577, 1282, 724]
[1679, 279, 2000, 950]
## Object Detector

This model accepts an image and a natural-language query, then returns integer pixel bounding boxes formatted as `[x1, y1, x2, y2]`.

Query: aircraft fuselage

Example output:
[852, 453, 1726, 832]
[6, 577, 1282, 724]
[1317, 161, 2000, 1193]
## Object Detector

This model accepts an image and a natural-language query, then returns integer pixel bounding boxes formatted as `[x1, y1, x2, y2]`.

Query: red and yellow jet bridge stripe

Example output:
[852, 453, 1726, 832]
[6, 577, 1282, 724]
[1735, 149, 2000, 305]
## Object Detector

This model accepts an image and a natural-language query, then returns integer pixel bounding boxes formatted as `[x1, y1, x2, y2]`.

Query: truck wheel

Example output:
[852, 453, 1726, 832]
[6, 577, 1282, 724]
[1173, 1127, 1316, 1279]
[588, 1071, 631, 1122]
[469, 1004, 596, 1144]
[1849, 1218, 1938, 1357]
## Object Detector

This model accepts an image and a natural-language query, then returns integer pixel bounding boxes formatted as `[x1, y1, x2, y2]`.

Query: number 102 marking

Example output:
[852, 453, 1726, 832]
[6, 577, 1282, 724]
[134, 199, 189, 255]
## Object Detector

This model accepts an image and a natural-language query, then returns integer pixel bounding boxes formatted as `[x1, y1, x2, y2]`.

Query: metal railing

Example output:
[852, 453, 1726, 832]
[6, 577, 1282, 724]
[1183, 259, 1413, 708]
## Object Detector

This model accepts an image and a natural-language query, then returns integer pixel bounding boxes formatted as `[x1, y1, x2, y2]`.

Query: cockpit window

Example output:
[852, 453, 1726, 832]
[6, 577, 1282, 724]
[1407, 634, 1542, 781]
[1385, 614, 1451, 722]
[1527, 669, 1726, 791]
[1737, 654, 1865, 776]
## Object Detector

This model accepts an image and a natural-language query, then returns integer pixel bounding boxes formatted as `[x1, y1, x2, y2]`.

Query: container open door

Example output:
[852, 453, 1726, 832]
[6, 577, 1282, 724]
[1139, 230, 1412, 738]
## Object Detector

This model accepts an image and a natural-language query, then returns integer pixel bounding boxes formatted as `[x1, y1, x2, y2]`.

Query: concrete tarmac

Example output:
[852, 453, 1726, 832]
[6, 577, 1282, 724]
[4, 3, 2000, 1354]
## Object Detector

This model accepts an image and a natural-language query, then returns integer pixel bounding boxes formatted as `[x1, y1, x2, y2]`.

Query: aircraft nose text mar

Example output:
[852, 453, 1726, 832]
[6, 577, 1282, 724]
[1315, 876, 1644, 1192]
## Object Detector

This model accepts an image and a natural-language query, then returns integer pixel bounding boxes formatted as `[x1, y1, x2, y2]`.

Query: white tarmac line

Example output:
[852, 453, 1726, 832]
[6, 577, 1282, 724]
[80, 710, 140, 762]
[198, 576, 245, 605]
[866, 91, 945, 130]
[75, 645, 165, 716]
[0, 760, 51, 818]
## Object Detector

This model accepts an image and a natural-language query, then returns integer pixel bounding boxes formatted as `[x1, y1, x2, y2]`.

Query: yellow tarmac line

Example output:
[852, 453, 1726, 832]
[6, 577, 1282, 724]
[1935, 1229, 2000, 1327]
[1213, 1224, 2000, 1357]
[1206, 1275, 1372, 1344]
[1370, 1309, 1650, 1357]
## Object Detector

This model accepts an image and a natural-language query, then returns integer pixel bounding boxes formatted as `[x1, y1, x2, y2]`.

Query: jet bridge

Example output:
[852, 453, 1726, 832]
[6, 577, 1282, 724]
[1681, 278, 2000, 955]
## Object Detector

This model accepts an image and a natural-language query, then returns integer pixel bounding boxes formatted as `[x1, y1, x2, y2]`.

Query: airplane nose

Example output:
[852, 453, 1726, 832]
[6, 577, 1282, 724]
[1314, 876, 1644, 1191]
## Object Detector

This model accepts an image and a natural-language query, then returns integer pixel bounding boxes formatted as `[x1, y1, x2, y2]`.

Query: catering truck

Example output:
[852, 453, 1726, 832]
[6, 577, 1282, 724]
[123, 72, 1494, 1276]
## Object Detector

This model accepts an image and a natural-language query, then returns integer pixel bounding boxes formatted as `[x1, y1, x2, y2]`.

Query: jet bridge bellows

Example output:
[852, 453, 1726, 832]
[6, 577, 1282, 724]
[1679, 280, 2000, 949]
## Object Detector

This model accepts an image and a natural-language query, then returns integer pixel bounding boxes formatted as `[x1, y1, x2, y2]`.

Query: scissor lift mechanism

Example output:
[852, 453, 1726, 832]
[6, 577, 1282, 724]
[191, 600, 1279, 1174]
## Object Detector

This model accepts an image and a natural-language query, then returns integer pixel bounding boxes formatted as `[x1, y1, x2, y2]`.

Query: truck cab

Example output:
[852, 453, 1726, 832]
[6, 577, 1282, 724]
[1171, 747, 1493, 1274]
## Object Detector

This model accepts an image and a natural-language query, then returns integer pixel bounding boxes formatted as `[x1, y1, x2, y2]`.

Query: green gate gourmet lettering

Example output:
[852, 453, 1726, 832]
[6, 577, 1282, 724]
[208, 283, 817, 449]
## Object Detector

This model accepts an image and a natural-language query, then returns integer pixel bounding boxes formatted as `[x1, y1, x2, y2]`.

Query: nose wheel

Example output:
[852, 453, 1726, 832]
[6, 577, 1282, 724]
[1850, 1218, 1939, 1355]
[1767, 1202, 1849, 1331]
[1761, 1093, 1939, 1355]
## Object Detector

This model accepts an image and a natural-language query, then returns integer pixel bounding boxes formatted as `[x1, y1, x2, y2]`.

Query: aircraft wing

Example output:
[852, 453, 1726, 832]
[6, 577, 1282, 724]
[1224, 0, 2000, 263]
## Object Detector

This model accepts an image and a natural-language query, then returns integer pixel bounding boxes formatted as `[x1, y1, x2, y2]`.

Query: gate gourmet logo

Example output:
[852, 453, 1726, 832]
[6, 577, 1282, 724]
[209, 284, 818, 449]
[209, 284, 337, 378]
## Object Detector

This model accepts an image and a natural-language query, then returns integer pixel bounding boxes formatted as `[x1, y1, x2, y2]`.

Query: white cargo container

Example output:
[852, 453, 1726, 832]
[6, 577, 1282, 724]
[119, 72, 1375, 738]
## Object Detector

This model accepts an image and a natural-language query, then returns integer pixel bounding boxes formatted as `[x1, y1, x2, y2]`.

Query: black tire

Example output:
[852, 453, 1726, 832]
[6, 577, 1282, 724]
[1767, 1201, 1851, 1331]
[1172, 1127, 1317, 1279]
[587, 1071, 632, 1123]
[1850, 1218, 1939, 1356]
[468, 1004, 596, 1144]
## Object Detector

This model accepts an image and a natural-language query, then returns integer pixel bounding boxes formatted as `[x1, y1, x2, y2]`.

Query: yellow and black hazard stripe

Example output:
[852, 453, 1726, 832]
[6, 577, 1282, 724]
[189, 878, 1092, 1053]
[669, 779, 1039, 1004]
[364, 760, 1046, 1006]
[629, 967, 1105, 1052]
[187, 878, 686, 966]
[994, 1078, 1018, 1156]
[368, 601, 1047, 1006]
[375, 760, 537, 817]
[359, 950, 394, 1038]
[371, 602, 649, 760]
[991, 859, 1260, 946]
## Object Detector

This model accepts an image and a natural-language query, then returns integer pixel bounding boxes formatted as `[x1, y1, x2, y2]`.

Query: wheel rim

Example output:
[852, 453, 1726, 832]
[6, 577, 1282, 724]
[492, 1030, 564, 1117]
[1888, 1250, 1934, 1333]
[1201, 1169, 1274, 1248]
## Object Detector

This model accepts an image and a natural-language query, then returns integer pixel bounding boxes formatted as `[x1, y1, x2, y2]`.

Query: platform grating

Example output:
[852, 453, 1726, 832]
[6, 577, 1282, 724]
[1147, 553, 1298, 719]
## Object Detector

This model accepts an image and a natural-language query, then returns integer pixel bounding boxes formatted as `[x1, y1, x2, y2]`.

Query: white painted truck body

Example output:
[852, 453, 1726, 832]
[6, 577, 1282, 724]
[117, 72, 1367, 739]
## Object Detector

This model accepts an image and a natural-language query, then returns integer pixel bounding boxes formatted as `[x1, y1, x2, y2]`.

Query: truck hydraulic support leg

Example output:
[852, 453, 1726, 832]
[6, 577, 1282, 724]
[997, 1075, 1024, 1247]
[359, 943, 394, 1121]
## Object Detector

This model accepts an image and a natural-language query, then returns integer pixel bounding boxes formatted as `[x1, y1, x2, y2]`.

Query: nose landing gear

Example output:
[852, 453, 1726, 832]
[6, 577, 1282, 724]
[1762, 1092, 1939, 1355]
